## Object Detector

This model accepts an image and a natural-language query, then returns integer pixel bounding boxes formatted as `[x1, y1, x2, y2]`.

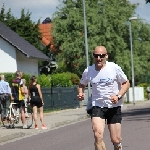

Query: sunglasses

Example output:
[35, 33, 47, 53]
[93, 53, 107, 58]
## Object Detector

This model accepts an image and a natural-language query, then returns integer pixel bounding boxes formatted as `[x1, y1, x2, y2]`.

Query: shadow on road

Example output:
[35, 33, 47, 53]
[122, 107, 150, 121]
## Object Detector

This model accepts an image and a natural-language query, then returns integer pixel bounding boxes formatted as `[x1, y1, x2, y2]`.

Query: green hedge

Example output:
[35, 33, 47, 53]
[0, 72, 80, 88]
[37, 74, 51, 87]
[0, 72, 31, 87]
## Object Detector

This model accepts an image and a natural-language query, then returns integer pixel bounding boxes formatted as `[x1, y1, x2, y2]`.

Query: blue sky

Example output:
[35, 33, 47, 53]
[0, 0, 150, 23]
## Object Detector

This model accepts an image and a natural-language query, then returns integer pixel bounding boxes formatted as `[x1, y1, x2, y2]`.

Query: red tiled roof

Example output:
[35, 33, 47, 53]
[39, 23, 56, 52]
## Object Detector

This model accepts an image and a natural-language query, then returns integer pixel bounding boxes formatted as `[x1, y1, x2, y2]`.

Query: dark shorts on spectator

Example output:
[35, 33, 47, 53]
[30, 96, 42, 108]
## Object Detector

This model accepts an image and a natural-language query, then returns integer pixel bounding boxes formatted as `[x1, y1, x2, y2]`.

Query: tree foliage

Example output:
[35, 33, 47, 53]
[52, 0, 150, 85]
[0, 4, 42, 50]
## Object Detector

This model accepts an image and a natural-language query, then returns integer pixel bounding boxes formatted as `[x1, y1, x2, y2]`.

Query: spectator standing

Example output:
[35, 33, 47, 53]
[28, 75, 47, 129]
[11, 71, 28, 129]
[21, 79, 29, 117]
[77, 46, 130, 150]
[146, 85, 150, 100]
[0, 75, 13, 121]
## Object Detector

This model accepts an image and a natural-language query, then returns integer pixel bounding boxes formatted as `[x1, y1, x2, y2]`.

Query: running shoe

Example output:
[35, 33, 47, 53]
[35, 125, 38, 129]
[114, 144, 122, 150]
[23, 124, 30, 129]
[41, 124, 47, 129]
[8, 124, 15, 129]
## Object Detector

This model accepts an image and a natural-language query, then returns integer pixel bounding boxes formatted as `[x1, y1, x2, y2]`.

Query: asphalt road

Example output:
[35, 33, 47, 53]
[0, 106, 150, 150]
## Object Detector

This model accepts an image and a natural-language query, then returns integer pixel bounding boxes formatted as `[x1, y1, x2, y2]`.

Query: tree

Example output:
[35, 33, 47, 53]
[0, 5, 57, 75]
[0, 5, 42, 51]
[52, 0, 150, 85]
[146, 0, 150, 3]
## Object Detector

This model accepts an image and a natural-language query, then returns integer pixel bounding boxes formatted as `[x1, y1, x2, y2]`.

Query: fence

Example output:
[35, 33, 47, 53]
[41, 86, 79, 110]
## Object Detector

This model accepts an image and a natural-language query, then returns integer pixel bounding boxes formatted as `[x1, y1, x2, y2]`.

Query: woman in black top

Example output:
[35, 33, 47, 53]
[28, 75, 47, 129]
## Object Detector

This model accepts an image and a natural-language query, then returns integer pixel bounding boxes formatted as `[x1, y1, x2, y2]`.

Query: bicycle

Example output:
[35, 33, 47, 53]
[2, 101, 33, 129]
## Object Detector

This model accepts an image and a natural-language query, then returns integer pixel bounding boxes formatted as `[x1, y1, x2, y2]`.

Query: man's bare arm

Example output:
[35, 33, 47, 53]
[118, 80, 130, 96]
[110, 80, 130, 104]
[77, 83, 86, 101]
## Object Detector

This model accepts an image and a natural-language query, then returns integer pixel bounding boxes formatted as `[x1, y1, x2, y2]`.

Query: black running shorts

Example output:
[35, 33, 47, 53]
[14, 100, 25, 108]
[30, 96, 42, 108]
[91, 106, 122, 124]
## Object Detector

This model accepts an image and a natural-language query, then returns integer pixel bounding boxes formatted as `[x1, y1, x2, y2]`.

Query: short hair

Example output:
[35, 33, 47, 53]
[0, 74, 4, 79]
[16, 71, 23, 77]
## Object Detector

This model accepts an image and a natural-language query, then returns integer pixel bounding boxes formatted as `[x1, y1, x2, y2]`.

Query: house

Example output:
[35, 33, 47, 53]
[39, 23, 53, 49]
[38, 17, 56, 52]
[38, 18, 58, 74]
[0, 21, 49, 75]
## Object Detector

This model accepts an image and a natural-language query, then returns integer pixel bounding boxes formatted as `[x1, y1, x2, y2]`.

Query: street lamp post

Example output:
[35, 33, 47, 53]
[129, 16, 137, 105]
[82, 0, 91, 98]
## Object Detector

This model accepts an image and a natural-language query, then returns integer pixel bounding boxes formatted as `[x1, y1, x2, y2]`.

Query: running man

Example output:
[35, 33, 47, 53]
[77, 46, 130, 150]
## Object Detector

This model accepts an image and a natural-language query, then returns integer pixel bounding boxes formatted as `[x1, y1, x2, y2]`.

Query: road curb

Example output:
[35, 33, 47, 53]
[0, 132, 27, 143]
[50, 115, 89, 128]
[0, 101, 150, 144]
[0, 115, 89, 144]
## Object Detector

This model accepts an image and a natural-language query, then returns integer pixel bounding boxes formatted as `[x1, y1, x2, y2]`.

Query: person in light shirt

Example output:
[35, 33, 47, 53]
[77, 46, 130, 150]
[0, 75, 13, 121]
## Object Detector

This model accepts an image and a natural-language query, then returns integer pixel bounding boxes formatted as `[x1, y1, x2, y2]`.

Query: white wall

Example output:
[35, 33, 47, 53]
[0, 38, 17, 72]
[124, 87, 144, 102]
[16, 52, 39, 75]
[0, 37, 39, 75]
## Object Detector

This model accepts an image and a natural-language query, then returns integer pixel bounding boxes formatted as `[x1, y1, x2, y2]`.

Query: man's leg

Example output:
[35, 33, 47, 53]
[92, 117, 106, 150]
[5, 96, 10, 117]
[19, 100, 27, 128]
[108, 123, 122, 150]
[0, 96, 5, 120]
[107, 106, 122, 150]
[24, 98, 29, 117]
[21, 107, 26, 124]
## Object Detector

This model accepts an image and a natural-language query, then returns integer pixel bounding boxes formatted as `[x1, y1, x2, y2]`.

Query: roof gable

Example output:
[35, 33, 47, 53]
[0, 21, 49, 60]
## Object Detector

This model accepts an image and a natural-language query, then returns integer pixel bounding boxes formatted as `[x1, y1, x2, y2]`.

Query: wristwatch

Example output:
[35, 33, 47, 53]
[116, 95, 122, 100]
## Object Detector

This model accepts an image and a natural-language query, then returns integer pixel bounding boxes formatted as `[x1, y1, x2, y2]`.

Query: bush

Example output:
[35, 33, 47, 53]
[37, 74, 51, 87]
[51, 73, 73, 87]
[1, 73, 15, 84]
[0, 72, 31, 86]
[0, 72, 79, 88]
[64, 72, 80, 85]
[21, 74, 31, 86]
[50, 72, 80, 87]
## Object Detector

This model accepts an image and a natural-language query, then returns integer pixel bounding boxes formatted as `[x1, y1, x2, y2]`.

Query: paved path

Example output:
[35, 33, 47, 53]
[0, 100, 150, 144]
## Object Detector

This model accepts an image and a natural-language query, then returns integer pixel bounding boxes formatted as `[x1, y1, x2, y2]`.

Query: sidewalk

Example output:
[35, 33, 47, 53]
[0, 100, 150, 144]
